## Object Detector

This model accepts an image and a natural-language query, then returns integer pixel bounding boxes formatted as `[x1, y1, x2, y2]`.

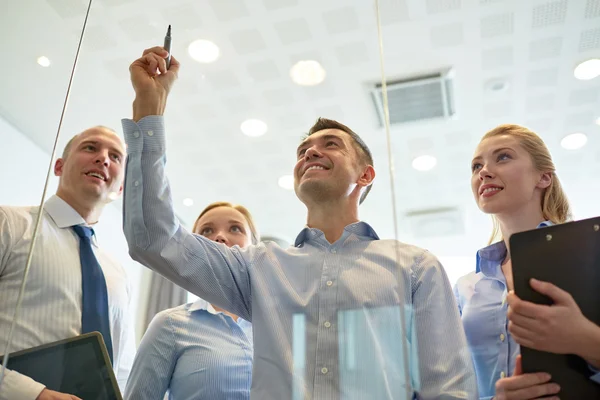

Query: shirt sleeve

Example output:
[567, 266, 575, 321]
[412, 251, 478, 399]
[589, 365, 600, 384]
[0, 369, 46, 400]
[121, 116, 254, 321]
[0, 208, 14, 276]
[123, 310, 177, 400]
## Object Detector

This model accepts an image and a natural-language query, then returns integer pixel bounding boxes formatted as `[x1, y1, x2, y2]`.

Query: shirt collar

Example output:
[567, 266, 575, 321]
[475, 220, 553, 276]
[294, 221, 379, 247]
[189, 299, 250, 326]
[44, 194, 99, 246]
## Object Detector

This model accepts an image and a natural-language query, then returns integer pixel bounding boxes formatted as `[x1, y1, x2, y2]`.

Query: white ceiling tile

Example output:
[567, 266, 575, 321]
[526, 68, 559, 88]
[46, 0, 86, 18]
[480, 13, 514, 38]
[565, 111, 596, 127]
[445, 131, 473, 147]
[262, 0, 299, 11]
[208, 0, 250, 22]
[247, 59, 281, 82]
[186, 103, 220, 120]
[569, 88, 599, 106]
[104, 57, 131, 80]
[480, 0, 504, 3]
[161, 4, 203, 31]
[426, 0, 462, 14]
[531, 0, 568, 28]
[407, 137, 435, 154]
[229, 29, 267, 55]
[82, 25, 117, 51]
[482, 46, 513, 69]
[207, 70, 241, 90]
[525, 118, 555, 132]
[334, 42, 369, 66]
[263, 88, 295, 107]
[579, 28, 600, 52]
[527, 94, 555, 113]
[222, 95, 255, 114]
[430, 23, 464, 48]
[322, 7, 360, 35]
[585, 0, 600, 19]
[484, 101, 513, 117]
[173, 78, 201, 97]
[273, 18, 312, 45]
[378, 0, 410, 24]
[528, 37, 562, 61]
[303, 82, 337, 102]
[315, 105, 346, 122]
[118, 17, 162, 42]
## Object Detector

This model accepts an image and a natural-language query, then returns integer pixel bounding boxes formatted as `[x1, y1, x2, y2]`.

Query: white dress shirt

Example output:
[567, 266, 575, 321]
[0, 195, 136, 400]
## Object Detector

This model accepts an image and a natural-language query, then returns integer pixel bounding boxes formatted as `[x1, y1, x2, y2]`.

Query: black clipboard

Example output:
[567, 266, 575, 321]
[510, 216, 600, 399]
[1, 332, 122, 400]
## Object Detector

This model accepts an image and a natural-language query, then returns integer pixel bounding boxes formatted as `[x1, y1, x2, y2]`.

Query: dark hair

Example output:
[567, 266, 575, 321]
[306, 118, 374, 204]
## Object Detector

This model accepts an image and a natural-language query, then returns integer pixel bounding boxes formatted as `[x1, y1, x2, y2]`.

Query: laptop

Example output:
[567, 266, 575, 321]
[1, 332, 122, 400]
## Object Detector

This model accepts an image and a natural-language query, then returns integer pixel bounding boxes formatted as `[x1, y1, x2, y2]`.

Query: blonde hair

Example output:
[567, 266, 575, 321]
[192, 201, 260, 245]
[481, 124, 572, 244]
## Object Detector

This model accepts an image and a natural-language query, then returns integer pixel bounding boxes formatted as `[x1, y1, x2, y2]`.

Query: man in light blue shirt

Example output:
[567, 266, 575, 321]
[121, 46, 478, 399]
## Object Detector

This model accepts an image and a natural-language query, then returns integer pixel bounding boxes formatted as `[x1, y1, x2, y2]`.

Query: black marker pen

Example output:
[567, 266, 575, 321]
[164, 25, 172, 69]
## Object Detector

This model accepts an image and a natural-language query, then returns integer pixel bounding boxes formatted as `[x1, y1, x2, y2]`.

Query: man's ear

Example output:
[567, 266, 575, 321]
[537, 171, 552, 190]
[357, 165, 375, 188]
[54, 158, 65, 177]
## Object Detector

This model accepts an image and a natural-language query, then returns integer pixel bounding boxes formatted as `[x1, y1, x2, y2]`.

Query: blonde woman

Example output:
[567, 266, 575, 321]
[124, 202, 258, 400]
[454, 124, 600, 399]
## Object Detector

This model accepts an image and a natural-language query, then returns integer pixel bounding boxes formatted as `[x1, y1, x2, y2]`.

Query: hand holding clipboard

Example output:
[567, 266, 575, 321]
[509, 216, 600, 399]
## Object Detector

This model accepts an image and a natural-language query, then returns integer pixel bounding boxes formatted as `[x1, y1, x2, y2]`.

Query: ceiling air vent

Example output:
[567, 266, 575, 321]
[371, 70, 456, 126]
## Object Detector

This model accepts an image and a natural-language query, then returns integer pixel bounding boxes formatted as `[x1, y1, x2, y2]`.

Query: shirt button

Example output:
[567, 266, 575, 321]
[321, 367, 328, 374]
[133, 131, 140, 138]
[326, 280, 333, 287]
[147, 130, 154, 136]
[134, 181, 140, 187]
[500, 334, 505, 342]
[324, 321, 331, 328]
[500, 371, 506, 379]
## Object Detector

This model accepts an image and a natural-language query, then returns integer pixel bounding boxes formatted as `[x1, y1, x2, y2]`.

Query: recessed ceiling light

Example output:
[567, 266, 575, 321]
[183, 198, 194, 207]
[412, 155, 437, 171]
[37, 56, 51, 67]
[108, 192, 120, 201]
[188, 39, 220, 64]
[278, 175, 294, 190]
[560, 133, 587, 150]
[240, 119, 267, 137]
[595, 117, 600, 126]
[573, 59, 600, 80]
[290, 60, 326, 86]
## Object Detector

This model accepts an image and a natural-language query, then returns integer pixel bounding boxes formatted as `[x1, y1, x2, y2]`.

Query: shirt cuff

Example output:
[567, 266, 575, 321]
[121, 116, 166, 154]
[0, 369, 46, 400]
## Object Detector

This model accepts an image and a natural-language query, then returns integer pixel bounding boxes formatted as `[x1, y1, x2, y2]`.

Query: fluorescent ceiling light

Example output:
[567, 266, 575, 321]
[241, 119, 267, 137]
[560, 133, 587, 150]
[573, 59, 600, 80]
[188, 40, 220, 64]
[290, 60, 326, 86]
[37, 56, 51, 67]
[412, 155, 437, 171]
[183, 198, 194, 207]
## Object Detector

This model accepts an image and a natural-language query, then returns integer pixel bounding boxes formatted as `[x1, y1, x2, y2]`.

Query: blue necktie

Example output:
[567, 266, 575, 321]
[72, 225, 113, 365]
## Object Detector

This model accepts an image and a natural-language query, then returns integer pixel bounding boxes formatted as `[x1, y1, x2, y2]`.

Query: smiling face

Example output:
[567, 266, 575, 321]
[293, 128, 374, 206]
[54, 127, 126, 207]
[193, 206, 253, 248]
[471, 134, 551, 216]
